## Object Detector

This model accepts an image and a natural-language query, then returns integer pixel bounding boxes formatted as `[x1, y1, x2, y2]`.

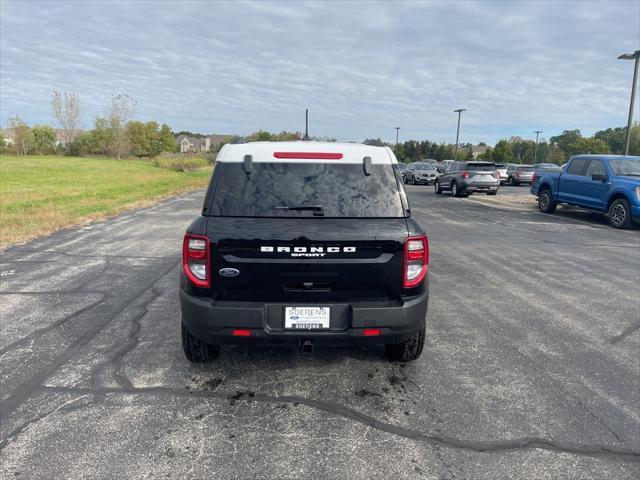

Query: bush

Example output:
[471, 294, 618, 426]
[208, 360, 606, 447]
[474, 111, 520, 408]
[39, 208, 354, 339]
[154, 152, 209, 172]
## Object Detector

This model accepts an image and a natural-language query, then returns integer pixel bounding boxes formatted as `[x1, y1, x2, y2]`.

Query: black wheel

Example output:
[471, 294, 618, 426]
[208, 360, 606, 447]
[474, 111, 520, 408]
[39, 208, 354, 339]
[452, 182, 466, 197]
[538, 188, 556, 213]
[608, 198, 633, 229]
[385, 323, 425, 362]
[487, 191, 497, 196]
[434, 180, 443, 194]
[513, 180, 520, 186]
[182, 319, 220, 362]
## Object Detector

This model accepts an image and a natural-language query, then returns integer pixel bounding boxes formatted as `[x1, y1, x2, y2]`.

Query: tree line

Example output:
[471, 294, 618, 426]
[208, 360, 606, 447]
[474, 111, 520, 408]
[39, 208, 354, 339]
[0, 92, 175, 158]
[483, 126, 639, 164]
[377, 124, 639, 165]
[2, 90, 637, 162]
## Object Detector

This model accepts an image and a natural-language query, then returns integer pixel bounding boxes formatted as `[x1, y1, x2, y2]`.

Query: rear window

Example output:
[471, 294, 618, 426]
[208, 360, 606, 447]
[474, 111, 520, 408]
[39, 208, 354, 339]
[609, 158, 640, 176]
[467, 163, 495, 171]
[414, 164, 436, 170]
[517, 166, 535, 171]
[209, 162, 405, 218]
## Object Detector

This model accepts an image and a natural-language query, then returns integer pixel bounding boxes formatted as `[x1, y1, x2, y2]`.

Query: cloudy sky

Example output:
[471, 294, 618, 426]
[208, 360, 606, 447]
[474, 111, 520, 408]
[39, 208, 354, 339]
[1, 0, 638, 144]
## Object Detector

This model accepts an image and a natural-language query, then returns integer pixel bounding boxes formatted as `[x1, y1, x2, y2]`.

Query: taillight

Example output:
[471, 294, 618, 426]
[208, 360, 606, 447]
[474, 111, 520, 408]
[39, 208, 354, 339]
[462, 171, 470, 179]
[183, 233, 210, 288]
[495, 172, 500, 178]
[531, 173, 538, 184]
[403, 235, 429, 288]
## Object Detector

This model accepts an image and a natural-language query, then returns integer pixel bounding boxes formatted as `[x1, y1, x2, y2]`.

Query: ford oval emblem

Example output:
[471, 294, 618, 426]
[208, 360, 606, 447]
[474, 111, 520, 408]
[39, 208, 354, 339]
[218, 268, 240, 278]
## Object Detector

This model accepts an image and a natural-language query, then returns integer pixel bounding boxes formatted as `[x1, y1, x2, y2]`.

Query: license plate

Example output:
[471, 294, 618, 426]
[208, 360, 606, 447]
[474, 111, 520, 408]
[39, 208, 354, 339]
[284, 306, 330, 329]
[474, 174, 494, 182]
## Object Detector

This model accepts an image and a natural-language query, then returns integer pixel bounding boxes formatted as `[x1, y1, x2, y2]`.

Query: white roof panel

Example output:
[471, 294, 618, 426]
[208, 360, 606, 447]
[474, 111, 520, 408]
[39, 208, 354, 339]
[216, 141, 397, 164]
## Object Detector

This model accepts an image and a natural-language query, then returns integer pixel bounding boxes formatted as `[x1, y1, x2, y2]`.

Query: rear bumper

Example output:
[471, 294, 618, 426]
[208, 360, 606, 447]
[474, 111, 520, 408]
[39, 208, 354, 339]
[463, 184, 499, 193]
[180, 288, 429, 346]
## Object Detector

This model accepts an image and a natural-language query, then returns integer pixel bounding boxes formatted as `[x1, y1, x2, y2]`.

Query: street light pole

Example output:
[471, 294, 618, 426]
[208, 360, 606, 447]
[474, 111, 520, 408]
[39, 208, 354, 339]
[454, 109, 466, 158]
[618, 50, 640, 156]
[395, 126, 401, 153]
[533, 130, 542, 164]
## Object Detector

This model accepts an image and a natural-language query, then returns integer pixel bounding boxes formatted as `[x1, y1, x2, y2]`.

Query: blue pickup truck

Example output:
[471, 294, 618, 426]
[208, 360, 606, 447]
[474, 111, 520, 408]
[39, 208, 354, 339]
[530, 155, 640, 228]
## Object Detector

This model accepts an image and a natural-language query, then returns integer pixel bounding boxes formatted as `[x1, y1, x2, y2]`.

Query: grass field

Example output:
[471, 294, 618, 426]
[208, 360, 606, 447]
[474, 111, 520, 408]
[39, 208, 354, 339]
[0, 155, 211, 246]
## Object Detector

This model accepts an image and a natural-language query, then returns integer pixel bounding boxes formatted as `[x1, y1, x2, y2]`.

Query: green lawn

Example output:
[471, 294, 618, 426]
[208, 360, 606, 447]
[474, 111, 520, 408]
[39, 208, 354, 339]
[0, 155, 211, 246]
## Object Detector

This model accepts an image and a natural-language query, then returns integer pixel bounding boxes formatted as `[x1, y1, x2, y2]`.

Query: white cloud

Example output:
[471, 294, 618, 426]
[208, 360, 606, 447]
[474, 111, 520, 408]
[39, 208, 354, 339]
[0, 0, 638, 144]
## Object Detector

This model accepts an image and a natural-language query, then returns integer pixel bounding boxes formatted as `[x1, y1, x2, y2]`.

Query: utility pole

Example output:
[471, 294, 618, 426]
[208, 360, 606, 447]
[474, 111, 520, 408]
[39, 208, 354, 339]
[395, 127, 401, 154]
[533, 130, 542, 164]
[454, 109, 466, 158]
[302, 108, 310, 140]
[618, 50, 640, 156]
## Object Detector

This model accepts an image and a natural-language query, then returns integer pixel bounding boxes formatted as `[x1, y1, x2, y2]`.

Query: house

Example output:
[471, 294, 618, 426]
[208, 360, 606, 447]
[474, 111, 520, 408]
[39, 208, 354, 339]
[55, 129, 83, 148]
[176, 134, 233, 153]
[471, 145, 490, 159]
[0, 128, 15, 146]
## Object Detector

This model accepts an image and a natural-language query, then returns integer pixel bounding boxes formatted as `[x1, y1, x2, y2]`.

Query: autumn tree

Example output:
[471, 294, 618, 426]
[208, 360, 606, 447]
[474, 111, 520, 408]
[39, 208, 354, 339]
[51, 91, 81, 146]
[106, 94, 136, 159]
[9, 116, 33, 155]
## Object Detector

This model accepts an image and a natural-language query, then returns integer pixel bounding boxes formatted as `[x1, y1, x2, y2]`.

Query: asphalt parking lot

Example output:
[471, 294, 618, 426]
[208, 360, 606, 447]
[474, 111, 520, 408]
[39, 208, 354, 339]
[1, 185, 639, 479]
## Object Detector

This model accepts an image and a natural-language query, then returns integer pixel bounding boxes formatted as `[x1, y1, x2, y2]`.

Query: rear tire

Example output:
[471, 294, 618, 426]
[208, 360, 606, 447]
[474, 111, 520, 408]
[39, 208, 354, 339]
[538, 187, 556, 213]
[434, 180, 443, 194]
[608, 198, 633, 229]
[182, 319, 220, 362]
[487, 191, 497, 196]
[385, 323, 425, 362]
[452, 182, 466, 197]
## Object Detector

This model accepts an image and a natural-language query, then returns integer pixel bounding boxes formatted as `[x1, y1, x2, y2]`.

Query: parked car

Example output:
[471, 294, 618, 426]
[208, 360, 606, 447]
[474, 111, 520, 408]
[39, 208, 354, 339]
[397, 162, 408, 182]
[530, 154, 640, 228]
[533, 162, 559, 169]
[180, 142, 429, 362]
[495, 163, 508, 185]
[434, 161, 500, 196]
[436, 159, 454, 173]
[405, 162, 439, 185]
[506, 165, 536, 185]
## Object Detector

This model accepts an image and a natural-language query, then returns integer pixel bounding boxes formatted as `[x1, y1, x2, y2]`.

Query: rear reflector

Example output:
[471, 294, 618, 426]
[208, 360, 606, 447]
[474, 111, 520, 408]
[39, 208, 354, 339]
[363, 328, 381, 336]
[273, 152, 343, 160]
[232, 329, 252, 337]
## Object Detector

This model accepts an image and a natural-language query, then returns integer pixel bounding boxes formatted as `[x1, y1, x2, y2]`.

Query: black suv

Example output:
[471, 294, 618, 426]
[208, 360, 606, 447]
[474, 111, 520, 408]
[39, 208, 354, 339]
[180, 142, 429, 362]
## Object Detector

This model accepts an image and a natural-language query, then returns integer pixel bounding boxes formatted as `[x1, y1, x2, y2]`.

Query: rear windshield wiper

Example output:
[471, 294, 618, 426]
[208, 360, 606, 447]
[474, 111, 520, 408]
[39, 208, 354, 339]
[275, 205, 325, 216]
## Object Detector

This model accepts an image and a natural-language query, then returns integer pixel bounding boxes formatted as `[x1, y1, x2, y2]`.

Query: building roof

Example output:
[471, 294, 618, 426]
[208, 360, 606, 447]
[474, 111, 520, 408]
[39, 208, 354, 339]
[175, 134, 233, 146]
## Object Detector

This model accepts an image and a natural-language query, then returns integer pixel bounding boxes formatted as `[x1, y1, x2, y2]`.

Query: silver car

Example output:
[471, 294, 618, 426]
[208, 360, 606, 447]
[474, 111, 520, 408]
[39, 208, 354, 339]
[495, 163, 508, 185]
[506, 165, 535, 185]
[434, 161, 500, 196]
[405, 162, 438, 185]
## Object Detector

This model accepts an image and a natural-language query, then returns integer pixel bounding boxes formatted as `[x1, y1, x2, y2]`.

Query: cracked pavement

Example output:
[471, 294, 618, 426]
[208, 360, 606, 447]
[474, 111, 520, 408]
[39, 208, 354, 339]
[1, 187, 639, 479]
